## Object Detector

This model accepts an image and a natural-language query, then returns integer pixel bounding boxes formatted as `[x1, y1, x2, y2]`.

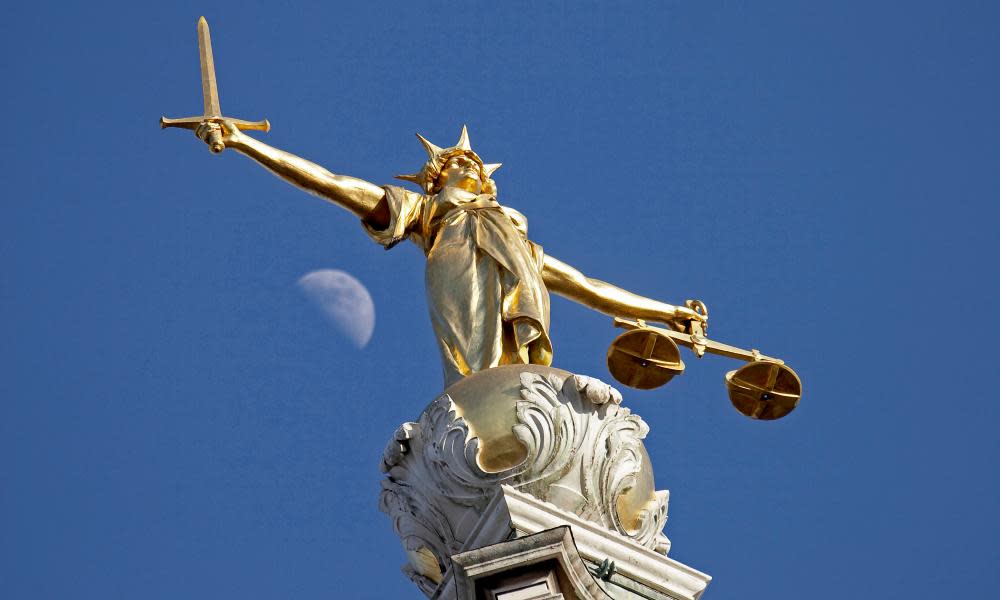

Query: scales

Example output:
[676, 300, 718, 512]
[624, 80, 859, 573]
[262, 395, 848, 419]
[607, 301, 802, 420]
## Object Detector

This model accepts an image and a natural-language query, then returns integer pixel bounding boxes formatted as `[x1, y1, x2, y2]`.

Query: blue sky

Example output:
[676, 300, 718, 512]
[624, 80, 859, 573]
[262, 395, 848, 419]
[2, 1, 998, 598]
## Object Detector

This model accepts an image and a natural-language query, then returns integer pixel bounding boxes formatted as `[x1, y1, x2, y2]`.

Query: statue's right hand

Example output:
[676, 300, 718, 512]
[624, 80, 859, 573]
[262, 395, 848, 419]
[195, 120, 241, 154]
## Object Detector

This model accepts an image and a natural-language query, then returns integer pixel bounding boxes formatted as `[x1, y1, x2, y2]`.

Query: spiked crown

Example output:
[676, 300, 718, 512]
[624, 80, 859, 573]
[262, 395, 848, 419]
[395, 125, 502, 194]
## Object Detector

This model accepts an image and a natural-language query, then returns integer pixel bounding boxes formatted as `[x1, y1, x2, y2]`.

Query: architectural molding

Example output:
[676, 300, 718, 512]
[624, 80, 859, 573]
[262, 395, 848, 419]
[500, 486, 710, 600]
[449, 527, 611, 600]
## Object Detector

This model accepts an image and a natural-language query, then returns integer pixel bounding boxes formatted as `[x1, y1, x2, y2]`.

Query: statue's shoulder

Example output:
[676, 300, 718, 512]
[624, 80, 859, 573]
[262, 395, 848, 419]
[383, 184, 426, 203]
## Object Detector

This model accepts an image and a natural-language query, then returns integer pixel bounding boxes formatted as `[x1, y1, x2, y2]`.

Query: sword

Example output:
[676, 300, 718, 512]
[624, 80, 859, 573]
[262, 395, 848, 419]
[160, 16, 270, 153]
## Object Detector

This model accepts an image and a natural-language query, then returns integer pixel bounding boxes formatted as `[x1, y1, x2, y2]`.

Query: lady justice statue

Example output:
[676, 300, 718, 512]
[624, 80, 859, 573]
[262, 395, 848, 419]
[163, 18, 801, 416]
[163, 20, 802, 598]
[163, 18, 706, 387]
[191, 119, 705, 386]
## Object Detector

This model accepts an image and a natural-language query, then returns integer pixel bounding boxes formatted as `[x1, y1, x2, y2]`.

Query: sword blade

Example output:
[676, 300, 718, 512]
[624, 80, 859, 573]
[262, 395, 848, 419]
[197, 16, 221, 117]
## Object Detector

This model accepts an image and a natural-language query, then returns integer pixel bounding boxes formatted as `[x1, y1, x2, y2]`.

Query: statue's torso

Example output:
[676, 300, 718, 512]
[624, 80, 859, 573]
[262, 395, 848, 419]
[365, 186, 552, 385]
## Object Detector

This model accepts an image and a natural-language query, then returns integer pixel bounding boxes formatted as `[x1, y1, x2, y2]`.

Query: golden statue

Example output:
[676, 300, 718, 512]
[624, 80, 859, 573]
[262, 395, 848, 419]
[163, 18, 801, 416]
[196, 119, 705, 385]
[162, 18, 704, 386]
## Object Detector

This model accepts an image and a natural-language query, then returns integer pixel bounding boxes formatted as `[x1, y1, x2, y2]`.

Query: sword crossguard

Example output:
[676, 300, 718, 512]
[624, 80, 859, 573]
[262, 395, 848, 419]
[160, 116, 271, 153]
[159, 116, 271, 132]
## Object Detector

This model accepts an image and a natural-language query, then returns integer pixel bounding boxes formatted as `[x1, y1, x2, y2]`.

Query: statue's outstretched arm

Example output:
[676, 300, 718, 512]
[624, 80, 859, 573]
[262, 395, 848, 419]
[197, 121, 390, 229]
[541, 255, 703, 330]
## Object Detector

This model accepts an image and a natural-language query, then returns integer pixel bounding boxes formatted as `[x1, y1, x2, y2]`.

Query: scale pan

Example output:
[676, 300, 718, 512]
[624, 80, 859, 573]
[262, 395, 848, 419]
[726, 361, 802, 420]
[607, 328, 685, 390]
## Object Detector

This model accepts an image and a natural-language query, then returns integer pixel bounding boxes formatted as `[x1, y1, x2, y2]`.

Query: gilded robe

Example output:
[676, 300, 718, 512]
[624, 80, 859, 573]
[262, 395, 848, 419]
[364, 185, 552, 385]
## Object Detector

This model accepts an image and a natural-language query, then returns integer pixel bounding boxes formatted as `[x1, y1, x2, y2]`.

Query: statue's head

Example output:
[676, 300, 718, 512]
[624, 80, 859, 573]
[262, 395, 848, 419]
[396, 125, 501, 195]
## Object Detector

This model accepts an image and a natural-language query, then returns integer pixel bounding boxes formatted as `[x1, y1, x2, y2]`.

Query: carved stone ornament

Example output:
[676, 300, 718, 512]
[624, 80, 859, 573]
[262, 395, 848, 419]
[379, 365, 670, 596]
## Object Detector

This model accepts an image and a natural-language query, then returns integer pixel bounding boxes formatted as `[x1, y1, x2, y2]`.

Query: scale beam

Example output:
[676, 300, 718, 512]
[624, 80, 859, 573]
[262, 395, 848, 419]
[612, 317, 783, 364]
[608, 314, 802, 420]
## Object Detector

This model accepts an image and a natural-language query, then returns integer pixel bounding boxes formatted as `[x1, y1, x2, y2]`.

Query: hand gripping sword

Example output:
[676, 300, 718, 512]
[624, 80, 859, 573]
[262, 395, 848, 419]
[160, 17, 269, 153]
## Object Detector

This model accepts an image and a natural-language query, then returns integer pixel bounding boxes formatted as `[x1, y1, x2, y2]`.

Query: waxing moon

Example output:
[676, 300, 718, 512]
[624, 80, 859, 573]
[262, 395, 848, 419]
[297, 269, 375, 348]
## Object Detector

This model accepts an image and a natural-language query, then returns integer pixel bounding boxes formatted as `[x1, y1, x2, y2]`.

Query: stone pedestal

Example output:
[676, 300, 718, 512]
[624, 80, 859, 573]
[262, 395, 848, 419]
[380, 365, 710, 599]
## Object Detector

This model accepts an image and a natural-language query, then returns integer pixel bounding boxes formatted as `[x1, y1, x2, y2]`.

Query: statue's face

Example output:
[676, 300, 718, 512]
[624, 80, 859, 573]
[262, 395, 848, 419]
[438, 155, 483, 194]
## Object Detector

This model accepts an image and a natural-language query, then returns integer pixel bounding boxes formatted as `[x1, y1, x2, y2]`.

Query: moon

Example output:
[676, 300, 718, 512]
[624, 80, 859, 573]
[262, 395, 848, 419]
[297, 269, 375, 348]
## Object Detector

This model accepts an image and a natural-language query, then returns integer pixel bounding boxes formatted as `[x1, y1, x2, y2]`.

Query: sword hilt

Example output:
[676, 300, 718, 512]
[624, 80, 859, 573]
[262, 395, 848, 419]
[205, 127, 225, 154]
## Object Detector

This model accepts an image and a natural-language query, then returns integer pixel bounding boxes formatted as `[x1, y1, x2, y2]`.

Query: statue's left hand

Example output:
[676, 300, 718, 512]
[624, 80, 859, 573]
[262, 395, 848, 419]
[671, 302, 708, 335]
